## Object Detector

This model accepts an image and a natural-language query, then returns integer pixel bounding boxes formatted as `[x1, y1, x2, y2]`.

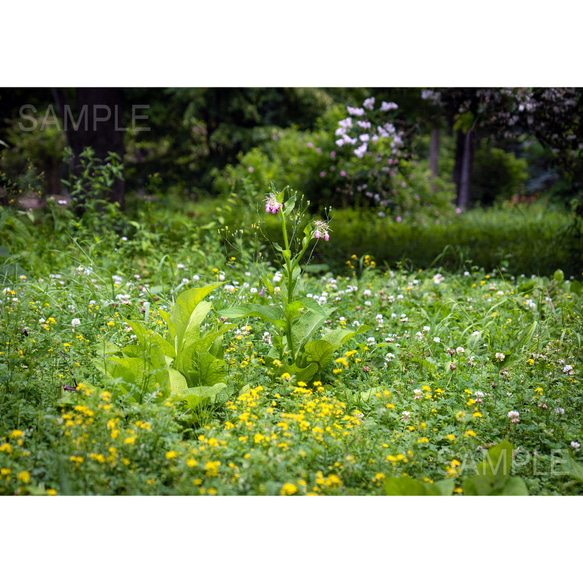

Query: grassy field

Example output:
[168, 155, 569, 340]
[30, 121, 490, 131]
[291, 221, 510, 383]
[1, 193, 582, 496]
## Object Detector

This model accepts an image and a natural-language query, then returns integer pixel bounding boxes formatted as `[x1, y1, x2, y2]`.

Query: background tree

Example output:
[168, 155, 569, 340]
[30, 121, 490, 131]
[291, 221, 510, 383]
[53, 88, 125, 210]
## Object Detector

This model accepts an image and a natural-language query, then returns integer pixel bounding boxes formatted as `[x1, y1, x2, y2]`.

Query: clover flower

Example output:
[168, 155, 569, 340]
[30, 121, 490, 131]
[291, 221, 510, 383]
[507, 410, 520, 423]
[571, 442, 581, 450]
[495, 352, 505, 361]
[265, 193, 282, 214]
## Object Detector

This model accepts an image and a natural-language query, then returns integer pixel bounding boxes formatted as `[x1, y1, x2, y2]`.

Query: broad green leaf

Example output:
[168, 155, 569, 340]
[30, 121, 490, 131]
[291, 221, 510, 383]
[476, 440, 513, 479]
[462, 475, 500, 496]
[569, 280, 583, 296]
[500, 477, 529, 496]
[168, 368, 188, 395]
[303, 339, 336, 370]
[278, 361, 319, 383]
[180, 383, 227, 408]
[170, 283, 224, 347]
[384, 477, 429, 496]
[291, 310, 332, 358]
[321, 324, 369, 346]
[429, 479, 455, 496]
[181, 300, 213, 350]
[125, 319, 176, 359]
[553, 269, 564, 284]
[565, 456, 583, 483]
[182, 350, 226, 387]
[360, 387, 379, 402]
[285, 300, 306, 322]
[299, 296, 330, 316]
[219, 303, 283, 327]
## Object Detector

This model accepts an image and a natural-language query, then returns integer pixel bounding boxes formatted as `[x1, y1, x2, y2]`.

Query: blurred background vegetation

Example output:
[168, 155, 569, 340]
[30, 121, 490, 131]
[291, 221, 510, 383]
[1, 87, 582, 276]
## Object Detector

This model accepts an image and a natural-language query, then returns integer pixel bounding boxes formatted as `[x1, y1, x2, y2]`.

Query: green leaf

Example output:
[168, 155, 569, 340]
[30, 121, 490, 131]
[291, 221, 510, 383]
[303, 264, 329, 274]
[180, 383, 227, 408]
[181, 300, 213, 349]
[569, 280, 583, 296]
[321, 324, 369, 346]
[303, 339, 337, 370]
[285, 300, 306, 322]
[518, 281, 536, 294]
[384, 477, 430, 496]
[125, 319, 176, 359]
[170, 283, 224, 347]
[291, 310, 330, 359]
[168, 368, 188, 394]
[278, 361, 319, 383]
[360, 387, 378, 402]
[553, 269, 564, 284]
[429, 479, 455, 496]
[219, 303, 283, 327]
[476, 440, 513, 479]
[565, 455, 583, 483]
[183, 350, 227, 387]
[462, 475, 498, 496]
[500, 477, 529, 496]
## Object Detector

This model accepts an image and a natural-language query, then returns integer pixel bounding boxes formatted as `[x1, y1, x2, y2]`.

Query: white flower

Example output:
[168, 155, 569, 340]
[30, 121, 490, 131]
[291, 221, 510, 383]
[507, 411, 520, 423]
[423, 326, 430, 333]
[367, 337, 376, 345]
[571, 442, 581, 450]
[192, 275, 200, 281]
[363, 97, 375, 110]
[176, 263, 185, 270]
[433, 337, 441, 343]
[346, 106, 365, 116]
[380, 101, 398, 111]
[354, 143, 368, 158]
[433, 273, 445, 284]
[273, 271, 282, 284]
[555, 408, 565, 415]
[456, 347, 465, 354]
[71, 318, 81, 327]
[564, 364, 574, 375]
[495, 352, 505, 361]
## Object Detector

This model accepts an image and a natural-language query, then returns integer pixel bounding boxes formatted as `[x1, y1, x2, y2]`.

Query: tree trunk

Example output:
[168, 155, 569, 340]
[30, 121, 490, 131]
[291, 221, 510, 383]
[53, 88, 125, 211]
[429, 127, 440, 177]
[453, 129, 474, 208]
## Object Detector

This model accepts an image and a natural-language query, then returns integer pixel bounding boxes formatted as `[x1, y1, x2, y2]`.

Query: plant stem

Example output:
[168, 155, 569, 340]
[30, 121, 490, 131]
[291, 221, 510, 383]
[279, 208, 295, 360]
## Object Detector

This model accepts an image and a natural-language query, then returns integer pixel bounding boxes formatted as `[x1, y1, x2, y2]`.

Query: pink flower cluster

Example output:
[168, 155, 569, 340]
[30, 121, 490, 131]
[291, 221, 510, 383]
[313, 220, 330, 241]
[265, 194, 282, 214]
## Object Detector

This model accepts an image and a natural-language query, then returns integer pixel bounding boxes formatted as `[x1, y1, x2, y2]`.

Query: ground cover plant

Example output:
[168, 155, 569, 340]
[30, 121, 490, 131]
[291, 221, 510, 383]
[1, 185, 583, 496]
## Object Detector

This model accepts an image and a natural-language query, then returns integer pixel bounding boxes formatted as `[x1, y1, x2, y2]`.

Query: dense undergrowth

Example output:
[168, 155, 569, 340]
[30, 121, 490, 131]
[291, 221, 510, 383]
[1, 191, 582, 495]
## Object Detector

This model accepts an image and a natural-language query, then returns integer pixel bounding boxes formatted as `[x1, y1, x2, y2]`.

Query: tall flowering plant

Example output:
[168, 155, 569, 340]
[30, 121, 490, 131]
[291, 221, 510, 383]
[220, 184, 368, 382]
